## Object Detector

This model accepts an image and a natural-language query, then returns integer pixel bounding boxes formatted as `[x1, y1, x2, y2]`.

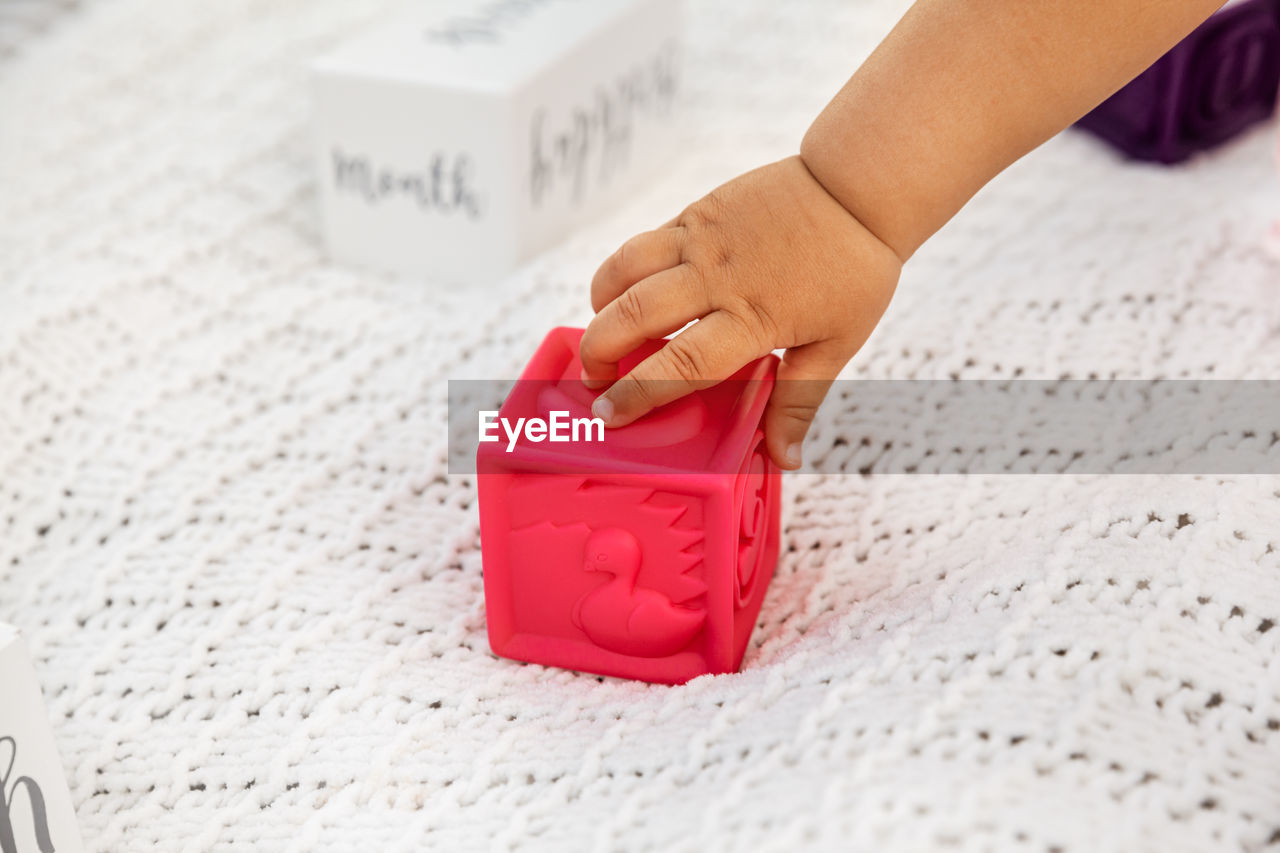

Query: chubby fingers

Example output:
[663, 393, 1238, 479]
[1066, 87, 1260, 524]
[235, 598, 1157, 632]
[590, 227, 685, 313]
[580, 263, 711, 388]
[762, 341, 850, 470]
[589, 311, 766, 428]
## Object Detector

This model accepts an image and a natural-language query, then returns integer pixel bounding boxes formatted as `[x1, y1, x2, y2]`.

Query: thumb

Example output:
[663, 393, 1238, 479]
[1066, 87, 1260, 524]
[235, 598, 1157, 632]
[763, 341, 849, 470]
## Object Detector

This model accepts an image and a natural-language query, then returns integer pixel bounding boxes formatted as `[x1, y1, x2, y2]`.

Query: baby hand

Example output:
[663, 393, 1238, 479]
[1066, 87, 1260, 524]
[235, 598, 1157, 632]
[579, 155, 902, 469]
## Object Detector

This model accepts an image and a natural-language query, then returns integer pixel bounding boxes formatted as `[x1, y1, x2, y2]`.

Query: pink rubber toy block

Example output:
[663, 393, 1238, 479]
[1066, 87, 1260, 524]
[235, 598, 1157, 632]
[476, 327, 782, 684]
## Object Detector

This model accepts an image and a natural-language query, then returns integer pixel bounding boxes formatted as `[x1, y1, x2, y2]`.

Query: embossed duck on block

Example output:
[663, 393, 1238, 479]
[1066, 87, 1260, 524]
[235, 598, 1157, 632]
[476, 327, 781, 684]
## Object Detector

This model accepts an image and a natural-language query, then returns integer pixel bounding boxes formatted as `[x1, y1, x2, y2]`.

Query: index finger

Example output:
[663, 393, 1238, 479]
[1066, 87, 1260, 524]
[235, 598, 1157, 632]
[591, 311, 765, 428]
[579, 264, 711, 389]
[590, 227, 684, 313]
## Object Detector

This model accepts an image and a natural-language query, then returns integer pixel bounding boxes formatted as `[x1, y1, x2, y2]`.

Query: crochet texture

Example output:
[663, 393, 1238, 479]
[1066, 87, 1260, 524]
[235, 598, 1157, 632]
[2, 0, 1279, 850]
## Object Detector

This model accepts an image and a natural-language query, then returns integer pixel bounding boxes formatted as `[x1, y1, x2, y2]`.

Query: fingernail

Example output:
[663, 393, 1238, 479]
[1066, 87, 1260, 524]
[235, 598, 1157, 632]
[785, 443, 802, 468]
[592, 396, 615, 424]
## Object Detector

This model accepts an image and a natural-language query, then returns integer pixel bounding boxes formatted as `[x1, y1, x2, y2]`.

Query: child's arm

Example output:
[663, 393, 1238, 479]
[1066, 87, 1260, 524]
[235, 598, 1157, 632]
[579, 0, 1226, 469]
[802, 0, 1226, 258]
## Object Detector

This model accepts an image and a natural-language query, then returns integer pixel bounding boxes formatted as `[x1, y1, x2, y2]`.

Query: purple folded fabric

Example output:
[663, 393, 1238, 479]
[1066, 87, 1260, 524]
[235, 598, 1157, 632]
[1076, 0, 1280, 164]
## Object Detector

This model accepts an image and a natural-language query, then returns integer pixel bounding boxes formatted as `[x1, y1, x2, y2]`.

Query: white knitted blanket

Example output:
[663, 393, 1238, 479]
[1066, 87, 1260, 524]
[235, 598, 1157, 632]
[3, 1, 1280, 850]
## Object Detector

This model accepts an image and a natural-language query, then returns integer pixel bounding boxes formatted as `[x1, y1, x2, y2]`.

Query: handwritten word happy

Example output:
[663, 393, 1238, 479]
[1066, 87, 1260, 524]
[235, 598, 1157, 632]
[529, 41, 678, 208]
